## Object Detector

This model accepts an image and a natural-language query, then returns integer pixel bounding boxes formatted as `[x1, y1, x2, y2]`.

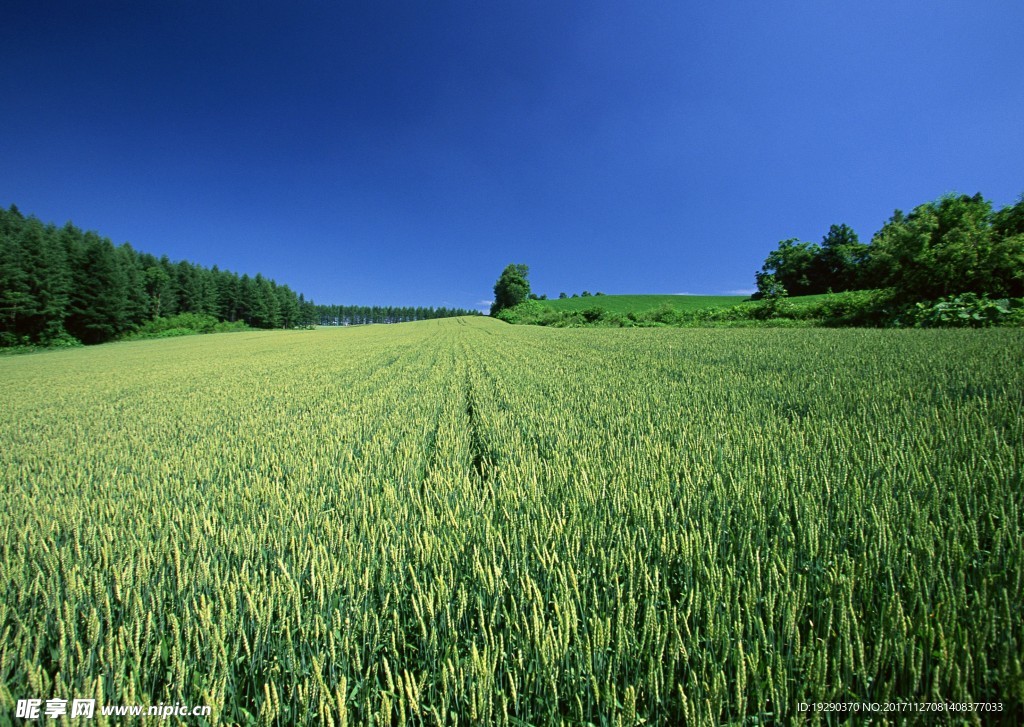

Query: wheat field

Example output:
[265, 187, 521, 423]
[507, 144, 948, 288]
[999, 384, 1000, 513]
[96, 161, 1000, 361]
[1, 318, 1021, 724]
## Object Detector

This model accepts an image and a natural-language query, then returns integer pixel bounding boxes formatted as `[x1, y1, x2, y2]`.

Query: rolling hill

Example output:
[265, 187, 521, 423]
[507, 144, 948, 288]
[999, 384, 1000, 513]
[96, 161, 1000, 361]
[529, 294, 749, 314]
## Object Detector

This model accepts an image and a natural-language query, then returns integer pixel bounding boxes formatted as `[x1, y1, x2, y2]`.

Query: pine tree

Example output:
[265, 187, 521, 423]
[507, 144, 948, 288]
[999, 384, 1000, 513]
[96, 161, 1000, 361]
[66, 233, 128, 343]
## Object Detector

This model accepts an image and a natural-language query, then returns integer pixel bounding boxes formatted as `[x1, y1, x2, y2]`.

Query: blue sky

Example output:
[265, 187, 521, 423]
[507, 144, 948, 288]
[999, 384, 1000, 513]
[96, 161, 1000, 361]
[3, 2, 1022, 310]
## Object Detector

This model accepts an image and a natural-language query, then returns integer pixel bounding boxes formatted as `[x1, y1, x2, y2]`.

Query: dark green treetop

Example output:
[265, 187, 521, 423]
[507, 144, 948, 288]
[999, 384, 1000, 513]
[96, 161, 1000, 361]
[491, 264, 531, 315]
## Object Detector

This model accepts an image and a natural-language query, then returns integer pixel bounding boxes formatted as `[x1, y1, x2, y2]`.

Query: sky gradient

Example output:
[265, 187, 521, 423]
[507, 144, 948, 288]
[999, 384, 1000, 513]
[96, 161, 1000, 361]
[3, 1, 1022, 310]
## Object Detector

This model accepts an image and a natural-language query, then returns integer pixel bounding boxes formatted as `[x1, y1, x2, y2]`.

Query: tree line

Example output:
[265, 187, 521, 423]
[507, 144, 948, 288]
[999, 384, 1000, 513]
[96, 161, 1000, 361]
[314, 304, 479, 326]
[755, 192, 1024, 301]
[0, 205, 476, 346]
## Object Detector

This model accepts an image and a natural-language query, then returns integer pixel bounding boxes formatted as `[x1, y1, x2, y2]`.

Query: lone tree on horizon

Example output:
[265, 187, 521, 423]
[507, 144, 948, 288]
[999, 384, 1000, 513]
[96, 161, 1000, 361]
[491, 263, 531, 315]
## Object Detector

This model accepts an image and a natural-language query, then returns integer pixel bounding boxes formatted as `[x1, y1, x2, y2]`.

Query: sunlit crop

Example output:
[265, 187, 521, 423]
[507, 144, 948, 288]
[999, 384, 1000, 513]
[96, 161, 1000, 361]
[1, 319, 1021, 724]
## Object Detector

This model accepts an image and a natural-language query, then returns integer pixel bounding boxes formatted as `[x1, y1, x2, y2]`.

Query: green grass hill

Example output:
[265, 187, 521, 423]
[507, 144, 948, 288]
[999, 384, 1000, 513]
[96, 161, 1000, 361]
[532, 294, 749, 314]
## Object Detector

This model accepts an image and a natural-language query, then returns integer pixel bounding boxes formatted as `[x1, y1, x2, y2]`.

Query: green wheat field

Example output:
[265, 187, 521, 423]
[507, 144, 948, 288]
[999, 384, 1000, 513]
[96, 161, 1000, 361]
[1, 318, 1022, 725]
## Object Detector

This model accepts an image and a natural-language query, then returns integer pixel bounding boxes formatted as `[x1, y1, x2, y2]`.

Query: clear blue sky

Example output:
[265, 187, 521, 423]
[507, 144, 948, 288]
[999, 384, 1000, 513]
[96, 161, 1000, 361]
[3, 2, 1022, 310]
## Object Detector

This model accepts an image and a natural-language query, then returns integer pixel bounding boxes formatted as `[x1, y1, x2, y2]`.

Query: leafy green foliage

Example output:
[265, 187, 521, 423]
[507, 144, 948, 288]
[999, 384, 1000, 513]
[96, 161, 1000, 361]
[755, 226, 868, 297]
[902, 293, 1021, 328]
[756, 238, 822, 296]
[755, 192, 1024, 304]
[992, 194, 1024, 238]
[123, 313, 252, 340]
[867, 193, 1023, 300]
[817, 223, 868, 291]
[491, 263, 531, 315]
[752, 273, 788, 318]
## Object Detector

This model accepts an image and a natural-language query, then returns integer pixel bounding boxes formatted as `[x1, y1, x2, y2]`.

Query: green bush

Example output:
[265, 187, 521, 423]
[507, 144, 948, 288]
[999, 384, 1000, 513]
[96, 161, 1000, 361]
[648, 303, 682, 325]
[0, 330, 84, 354]
[902, 293, 1022, 328]
[0, 332, 28, 348]
[214, 320, 253, 333]
[776, 290, 897, 326]
[124, 313, 252, 340]
[47, 332, 85, 348]
[580, 306, 605, 323]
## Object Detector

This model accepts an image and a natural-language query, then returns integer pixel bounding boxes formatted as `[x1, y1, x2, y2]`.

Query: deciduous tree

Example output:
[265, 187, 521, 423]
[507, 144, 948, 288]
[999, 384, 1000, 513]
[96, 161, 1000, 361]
[491, 264, 531, 315]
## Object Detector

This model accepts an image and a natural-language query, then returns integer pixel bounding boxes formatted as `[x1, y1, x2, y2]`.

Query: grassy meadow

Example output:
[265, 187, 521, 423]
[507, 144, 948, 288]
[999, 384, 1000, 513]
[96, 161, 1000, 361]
[1, 318, 1022, 724]
[531, 294, 748, 315]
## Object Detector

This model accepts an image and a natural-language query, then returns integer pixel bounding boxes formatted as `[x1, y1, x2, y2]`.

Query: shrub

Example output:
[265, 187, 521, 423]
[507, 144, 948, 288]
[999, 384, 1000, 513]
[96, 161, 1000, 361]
[581, 306, 605, 323]
[125, 313, 252, 340]
[648, 303, 681, 325]
[215, 320, 254, 333]
[48, 332, 85, 348]
[903, 293, 1021, 328]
